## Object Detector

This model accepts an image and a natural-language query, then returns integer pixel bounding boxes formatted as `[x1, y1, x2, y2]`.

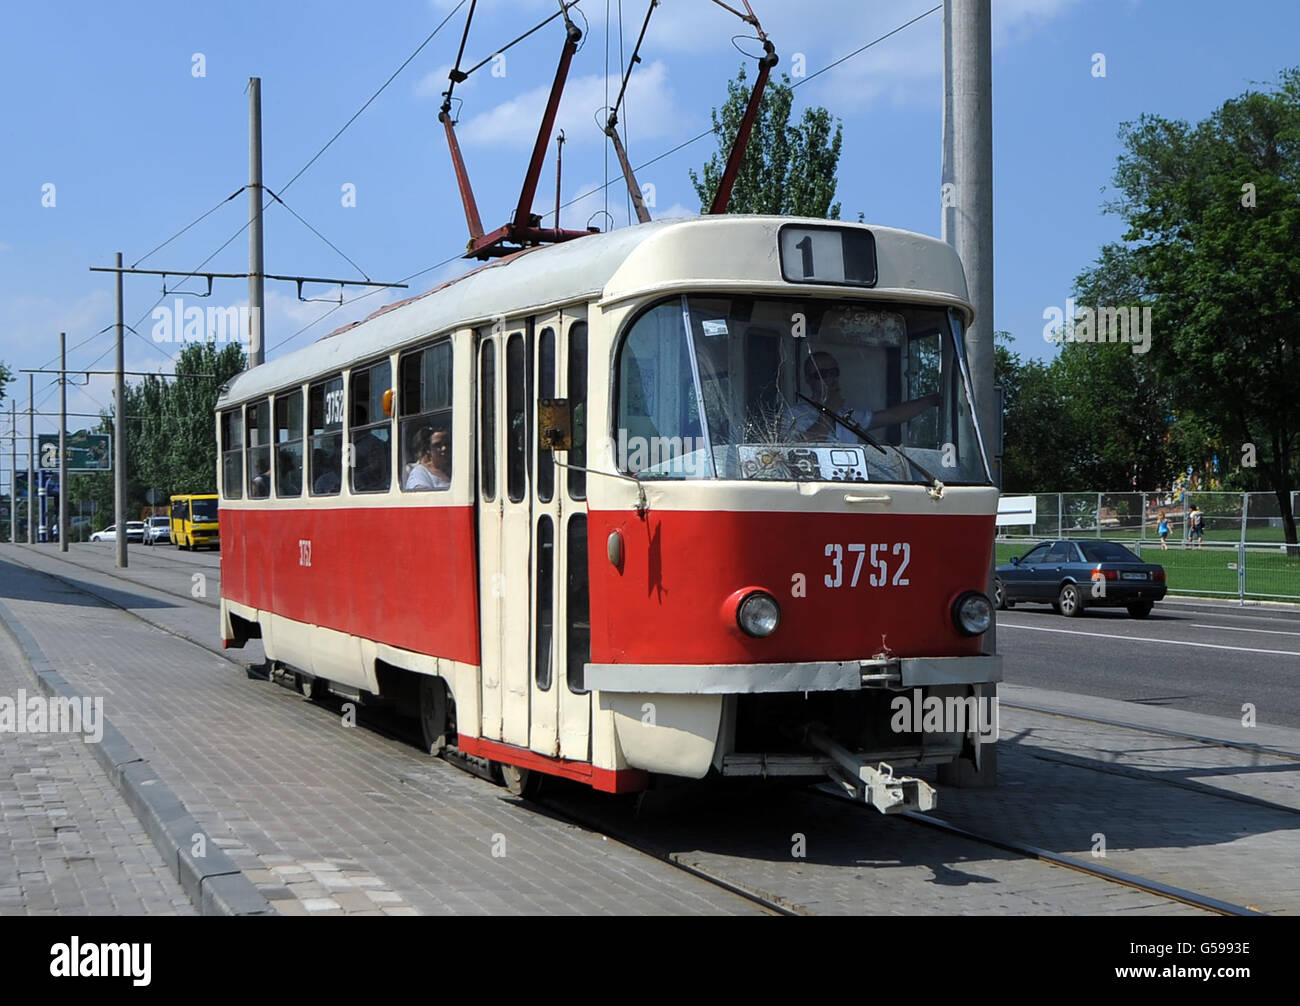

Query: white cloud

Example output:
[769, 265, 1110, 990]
[458, 59, 679, 148]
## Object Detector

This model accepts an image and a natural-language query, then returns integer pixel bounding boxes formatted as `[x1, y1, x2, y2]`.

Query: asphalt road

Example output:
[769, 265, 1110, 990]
[997, 599, 1300, 729]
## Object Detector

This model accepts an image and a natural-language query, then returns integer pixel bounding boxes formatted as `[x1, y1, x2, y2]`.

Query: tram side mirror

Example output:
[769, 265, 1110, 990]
[538, 398, 572, 452]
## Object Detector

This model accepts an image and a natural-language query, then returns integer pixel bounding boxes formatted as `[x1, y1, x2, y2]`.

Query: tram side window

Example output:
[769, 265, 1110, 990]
[536, 515, 554, 691]
[220, 409, 243, 499]
[567, 322, 587, 500]
[246, 399, 271, 498]
[507, 333, 526, 503]
[480, 341, 495, 501]
[275, 389, 304, 498]
[309, 376, 344, 496]
[537, 327, 555, 503]
[399, 340, 453, 493]
[566, 513, 589, 693]
[350, 359, 393, 494]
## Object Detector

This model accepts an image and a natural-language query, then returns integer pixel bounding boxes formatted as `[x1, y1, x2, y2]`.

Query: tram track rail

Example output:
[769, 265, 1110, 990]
[1002, 698, 1300, 763]
[812, 787, 1266, 917]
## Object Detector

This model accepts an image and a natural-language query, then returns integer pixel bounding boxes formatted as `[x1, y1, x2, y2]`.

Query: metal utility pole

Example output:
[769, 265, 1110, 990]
[9, 402, 16, 545]
[27, 374, 34, 545]
[59, 332, 68, 552]
[248, 76, 266, 368]
[941, 0, 996, 787]
[114, 251, 127, 568]
[942, 0, 994, 460]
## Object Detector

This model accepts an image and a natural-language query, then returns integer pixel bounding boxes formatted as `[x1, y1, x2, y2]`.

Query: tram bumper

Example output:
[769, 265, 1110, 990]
[585, 654, 1001, 694]
[588, 655, 1000, 803]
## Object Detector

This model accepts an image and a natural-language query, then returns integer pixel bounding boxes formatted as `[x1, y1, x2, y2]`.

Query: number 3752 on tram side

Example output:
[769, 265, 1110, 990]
[217, 216, 1000, 813]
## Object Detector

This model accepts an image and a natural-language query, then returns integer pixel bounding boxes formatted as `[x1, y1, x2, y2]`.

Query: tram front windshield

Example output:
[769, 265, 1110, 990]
[615, 295, 991, 485]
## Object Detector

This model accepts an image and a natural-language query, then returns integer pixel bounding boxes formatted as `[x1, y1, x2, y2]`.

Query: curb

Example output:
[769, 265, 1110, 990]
[0, 593, 275, 917]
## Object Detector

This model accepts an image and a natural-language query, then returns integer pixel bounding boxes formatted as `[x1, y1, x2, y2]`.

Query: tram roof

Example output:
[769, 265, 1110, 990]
[219, 215, 970, 406]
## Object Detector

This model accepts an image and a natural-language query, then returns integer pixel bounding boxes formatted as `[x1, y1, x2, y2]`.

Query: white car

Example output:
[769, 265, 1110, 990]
[143, 516, 172, 545]
[90, 522, 146, 543]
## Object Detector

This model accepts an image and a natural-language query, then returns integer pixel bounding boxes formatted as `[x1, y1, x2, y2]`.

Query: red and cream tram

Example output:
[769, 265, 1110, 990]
[217, 216, 1000, 812]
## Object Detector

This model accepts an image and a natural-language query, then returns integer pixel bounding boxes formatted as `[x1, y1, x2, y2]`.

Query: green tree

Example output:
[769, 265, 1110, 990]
[1083, 68, 1300, 546]
[68, 339, 245, 530]
[690, 64, 842, 218]
[996, 337, 1073, 491]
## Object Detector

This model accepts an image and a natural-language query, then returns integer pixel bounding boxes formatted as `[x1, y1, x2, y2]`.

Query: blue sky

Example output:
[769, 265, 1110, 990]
[2, 0, 1297, 441]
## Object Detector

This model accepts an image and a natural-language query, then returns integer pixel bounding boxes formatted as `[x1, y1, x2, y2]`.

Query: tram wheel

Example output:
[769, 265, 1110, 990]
[297, 674, 320, 700]
[499, 763, 542, 799]
[419, 677, 448, 756]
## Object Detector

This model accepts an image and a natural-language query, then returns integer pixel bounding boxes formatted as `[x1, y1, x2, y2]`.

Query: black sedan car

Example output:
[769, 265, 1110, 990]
[995, 539, 1167, 618]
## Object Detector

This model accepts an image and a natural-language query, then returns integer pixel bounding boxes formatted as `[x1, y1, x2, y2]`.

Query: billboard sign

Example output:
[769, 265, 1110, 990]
[37, 431, 112, 473]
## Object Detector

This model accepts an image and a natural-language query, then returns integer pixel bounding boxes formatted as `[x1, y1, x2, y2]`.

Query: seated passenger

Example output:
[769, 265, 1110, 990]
[312, 449, 341, 494]
[404, 424, 451, 491]
[250, 460, 271, 498]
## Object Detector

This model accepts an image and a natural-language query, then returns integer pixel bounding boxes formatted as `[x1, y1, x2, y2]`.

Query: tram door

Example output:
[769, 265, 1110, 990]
[478, 322, 532, 746]
[477, 313, 591, 759]
[529, 313, 592, 762]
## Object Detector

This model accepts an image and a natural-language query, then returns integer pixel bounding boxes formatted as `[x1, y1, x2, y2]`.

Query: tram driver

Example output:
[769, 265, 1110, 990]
[789, 350, 940, 443]
[404, 421, 451, 491]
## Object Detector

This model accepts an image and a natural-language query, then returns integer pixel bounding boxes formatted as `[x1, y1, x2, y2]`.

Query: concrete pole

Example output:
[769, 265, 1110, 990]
[27, 374, 34, 545]
[940, 0, 996, 788]
[248, 77, 266, 368]
[59, 332, 68, 552]
[9, 402, 15, 545]
[114, 251, 127, 568]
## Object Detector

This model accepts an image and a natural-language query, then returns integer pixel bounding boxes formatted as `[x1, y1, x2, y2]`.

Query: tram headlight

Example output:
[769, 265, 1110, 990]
[952, 591, 993, 636]
[737, 591, 781, 638]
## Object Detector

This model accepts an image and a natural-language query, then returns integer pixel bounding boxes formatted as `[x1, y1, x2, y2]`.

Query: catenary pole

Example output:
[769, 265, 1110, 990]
[114, 251, 127, 568]
[248, 77, 266, 368]
[59, 332, 68, 552]
[941, 0, 996, 786]
[27, 374, 34, 545]
[9, 401, 16, 544]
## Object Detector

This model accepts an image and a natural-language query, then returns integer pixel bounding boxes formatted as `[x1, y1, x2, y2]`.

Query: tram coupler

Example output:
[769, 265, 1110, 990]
[807, 731, 937, 814]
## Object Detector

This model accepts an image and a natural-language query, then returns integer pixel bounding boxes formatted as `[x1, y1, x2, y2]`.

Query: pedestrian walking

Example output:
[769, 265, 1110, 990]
[1188, 503, 1205, 549]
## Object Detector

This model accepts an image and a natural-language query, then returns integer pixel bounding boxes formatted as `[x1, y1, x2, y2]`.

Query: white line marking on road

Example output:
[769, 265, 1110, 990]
[1189, 623, 1300, 638]
[999, 622, 1300, 657]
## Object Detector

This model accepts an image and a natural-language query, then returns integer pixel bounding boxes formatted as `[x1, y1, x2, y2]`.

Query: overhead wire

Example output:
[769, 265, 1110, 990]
[268, 5, 946, 356]
[619, 0, 630, 226]
[265, 187, 373, 282]
[558, 3, 943, 215]
[131, 187, 248, 269]
[79, 0, 474, 378]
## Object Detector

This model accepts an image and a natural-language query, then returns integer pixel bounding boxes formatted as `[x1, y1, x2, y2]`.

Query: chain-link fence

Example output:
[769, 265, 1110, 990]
[996, 491, 1300, 602]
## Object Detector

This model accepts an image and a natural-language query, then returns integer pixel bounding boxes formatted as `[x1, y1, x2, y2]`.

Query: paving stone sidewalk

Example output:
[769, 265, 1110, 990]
[0, 551, 763, 916]
[0, 614, 195, 916]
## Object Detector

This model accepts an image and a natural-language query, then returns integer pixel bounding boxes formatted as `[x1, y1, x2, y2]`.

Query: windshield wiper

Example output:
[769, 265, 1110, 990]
[796, 393, 886, 455]
[795, 392, 943, 488]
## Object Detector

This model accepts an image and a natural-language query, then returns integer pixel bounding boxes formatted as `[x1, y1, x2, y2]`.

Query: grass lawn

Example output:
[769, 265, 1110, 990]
[993, 539, 1300, 601]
